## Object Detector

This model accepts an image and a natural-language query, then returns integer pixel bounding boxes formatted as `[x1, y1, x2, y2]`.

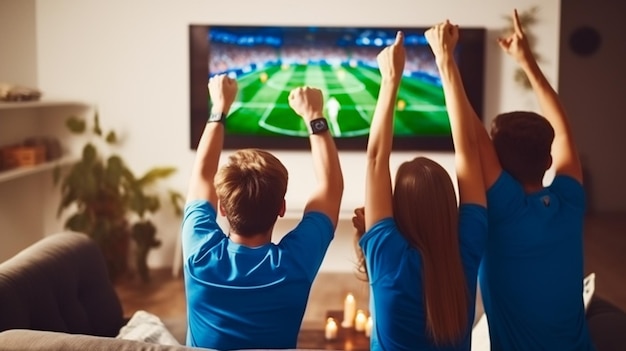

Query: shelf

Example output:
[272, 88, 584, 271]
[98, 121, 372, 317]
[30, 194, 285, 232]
[0, 100, 89, 111]
[0, 155, 78, 183]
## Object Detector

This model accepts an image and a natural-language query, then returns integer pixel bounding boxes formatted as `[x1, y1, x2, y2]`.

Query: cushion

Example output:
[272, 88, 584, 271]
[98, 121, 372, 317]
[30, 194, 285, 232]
[117, 310, 180, 346]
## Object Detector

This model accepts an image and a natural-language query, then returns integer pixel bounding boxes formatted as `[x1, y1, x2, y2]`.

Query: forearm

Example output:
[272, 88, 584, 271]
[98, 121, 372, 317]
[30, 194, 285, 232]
[305, 132, 343, 224]
[186, 122, 223, 204]
[437, 56, 478, 156]
[364, 80, 397, 229]
[437, 56, 485, 205]
[521, 58, 582, 178]
[367, 80, 397, 160]
[522, 60, 570, 137]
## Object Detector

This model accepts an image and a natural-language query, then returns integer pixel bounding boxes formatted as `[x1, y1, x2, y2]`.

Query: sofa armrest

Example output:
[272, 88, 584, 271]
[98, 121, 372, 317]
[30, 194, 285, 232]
[0, 232, 124, 336]
[0, 329, 205, 351]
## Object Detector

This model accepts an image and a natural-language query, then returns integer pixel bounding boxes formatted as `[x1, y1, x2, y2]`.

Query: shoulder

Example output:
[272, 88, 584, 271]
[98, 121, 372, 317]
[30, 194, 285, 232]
[299, 211, 334, 231]
[487, 171, 521, 195]
[459, 203, 488, 229]
[183, 199, 216, 218]
[359, 217, 403, 251]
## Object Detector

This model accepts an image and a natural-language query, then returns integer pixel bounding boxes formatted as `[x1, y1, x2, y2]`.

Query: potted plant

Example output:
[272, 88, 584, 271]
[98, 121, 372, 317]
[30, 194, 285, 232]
[53, 111, 184, 283]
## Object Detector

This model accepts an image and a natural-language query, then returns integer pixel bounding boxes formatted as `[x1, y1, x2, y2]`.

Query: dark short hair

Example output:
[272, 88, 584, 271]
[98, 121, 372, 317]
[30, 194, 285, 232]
[490, 111, 555, 184]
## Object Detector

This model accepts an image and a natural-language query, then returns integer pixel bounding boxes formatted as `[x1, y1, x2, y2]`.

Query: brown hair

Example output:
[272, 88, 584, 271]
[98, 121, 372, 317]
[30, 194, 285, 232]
[393, 157, 468, 346]
[491, 111, 555, 185]
[214, 148, 288, 236]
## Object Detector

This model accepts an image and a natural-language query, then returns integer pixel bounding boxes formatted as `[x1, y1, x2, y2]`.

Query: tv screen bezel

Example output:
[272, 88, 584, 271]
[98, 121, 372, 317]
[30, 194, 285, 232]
[189, 24, 485, 151]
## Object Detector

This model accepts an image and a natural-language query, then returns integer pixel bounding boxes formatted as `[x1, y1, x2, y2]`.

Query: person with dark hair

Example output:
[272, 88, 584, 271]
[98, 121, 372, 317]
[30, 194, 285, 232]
[351, 25, 487, 350]
[181, 74, 343, 350]
[471, 9, 595, 350]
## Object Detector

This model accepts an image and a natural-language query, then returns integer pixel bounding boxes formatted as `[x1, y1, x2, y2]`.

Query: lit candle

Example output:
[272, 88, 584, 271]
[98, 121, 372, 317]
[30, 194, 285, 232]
[365, 316, 373, 337]
[354, 309, 367, 332]
[325, 317, 338, 340]
[341, 293, 356, 328]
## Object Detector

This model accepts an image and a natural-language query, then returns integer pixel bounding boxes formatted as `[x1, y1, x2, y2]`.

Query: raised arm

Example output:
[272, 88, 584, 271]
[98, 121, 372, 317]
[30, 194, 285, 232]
[426, 21, 485, 206]
[288, 87, 344, 227]
[499, 9, 582, 182]
[364, 32, 405, 231]
[186, 74, 238, 207]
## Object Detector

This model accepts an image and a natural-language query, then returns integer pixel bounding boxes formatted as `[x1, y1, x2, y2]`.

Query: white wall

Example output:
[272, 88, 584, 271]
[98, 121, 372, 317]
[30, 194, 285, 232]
[0, 0, 562, 270]
[559, 0, 626, 213]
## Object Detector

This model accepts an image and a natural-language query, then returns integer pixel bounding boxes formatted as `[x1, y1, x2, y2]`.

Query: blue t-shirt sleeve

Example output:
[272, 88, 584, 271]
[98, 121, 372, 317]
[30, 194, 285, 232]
[550, 174, 585, 210]
[181, 200, 226, 261]
[458, 204, 488, 273]
[359, 218, 409, 283]
[278, 211, 334, 281]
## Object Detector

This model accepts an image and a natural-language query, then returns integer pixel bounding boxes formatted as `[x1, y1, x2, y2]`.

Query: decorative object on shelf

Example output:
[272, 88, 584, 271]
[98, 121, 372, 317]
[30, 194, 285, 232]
[342, 292, 357, 328]
[500, 6, 540, 90]
[324, 317, 338, 341]
[354, 309, 367, 332]
[0, 82, 42, 102]
[53, 110, 184, 283]
[0, 137, 61, 171]
[365, 316, 373, 337]
[24, 136, 62, 160]
[1, 144, 45, 169]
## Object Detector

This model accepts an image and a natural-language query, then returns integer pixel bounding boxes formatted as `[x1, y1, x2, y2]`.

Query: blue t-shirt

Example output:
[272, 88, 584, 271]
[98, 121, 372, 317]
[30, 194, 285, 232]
[359, 204, 487, 351]
[479, 171, 595, 351]
[181, 200, 334, 350]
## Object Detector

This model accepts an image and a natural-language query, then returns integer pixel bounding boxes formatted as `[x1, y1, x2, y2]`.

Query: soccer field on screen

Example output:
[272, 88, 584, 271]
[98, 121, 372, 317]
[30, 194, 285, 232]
[222, 63, 450, 138]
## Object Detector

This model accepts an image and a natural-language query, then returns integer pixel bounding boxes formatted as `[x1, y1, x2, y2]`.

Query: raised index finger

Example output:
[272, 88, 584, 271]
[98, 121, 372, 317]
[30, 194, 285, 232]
[513, 9, 524, 35]
[394, 31, 404, 46]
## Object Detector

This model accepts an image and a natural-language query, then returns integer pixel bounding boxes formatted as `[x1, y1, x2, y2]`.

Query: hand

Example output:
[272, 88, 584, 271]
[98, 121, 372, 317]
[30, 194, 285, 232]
[376, 31, 405, 83]
[425, 20, 459, 62]
[208, 74, 238, 114]
[352, 206, 366, 237]
[497, 9, 534, 65]
[288, 86, 324, 122]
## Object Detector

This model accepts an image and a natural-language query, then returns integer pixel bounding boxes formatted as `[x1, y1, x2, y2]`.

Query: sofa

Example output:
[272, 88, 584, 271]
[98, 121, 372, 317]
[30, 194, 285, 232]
[0, 232, 320, 351]
[1, 232, 625, 351]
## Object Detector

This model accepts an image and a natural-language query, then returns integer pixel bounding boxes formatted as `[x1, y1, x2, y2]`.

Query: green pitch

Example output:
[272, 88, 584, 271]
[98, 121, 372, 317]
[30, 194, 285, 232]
[222, 63, 450, 138]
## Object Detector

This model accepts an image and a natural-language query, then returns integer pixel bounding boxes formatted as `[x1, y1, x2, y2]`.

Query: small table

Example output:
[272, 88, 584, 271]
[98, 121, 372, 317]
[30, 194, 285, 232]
[297, 311, 370, 351]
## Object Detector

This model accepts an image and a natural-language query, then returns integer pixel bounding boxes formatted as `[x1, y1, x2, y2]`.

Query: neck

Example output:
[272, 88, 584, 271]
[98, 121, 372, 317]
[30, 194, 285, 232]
[228, 231, 272, 247]
[523, 182, 545, 193]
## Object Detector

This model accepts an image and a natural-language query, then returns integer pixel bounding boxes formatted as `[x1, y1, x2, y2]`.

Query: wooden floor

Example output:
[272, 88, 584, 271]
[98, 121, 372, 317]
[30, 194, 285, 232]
[114, 212, 626, 345]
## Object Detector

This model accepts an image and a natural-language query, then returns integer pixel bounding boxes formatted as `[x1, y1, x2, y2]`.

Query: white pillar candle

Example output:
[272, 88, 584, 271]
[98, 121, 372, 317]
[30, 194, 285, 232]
[365, 316, 373, 337]
[354, 309, 367, 332]
[341, 293, 356, 328]
[325, 317, 338, 340]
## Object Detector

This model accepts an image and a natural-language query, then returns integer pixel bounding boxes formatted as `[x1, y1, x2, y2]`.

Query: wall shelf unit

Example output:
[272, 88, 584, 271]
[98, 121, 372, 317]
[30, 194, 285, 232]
[0, 100, 88, 111]
[0, 99, 90, 184]
[0, 155, 78, 183]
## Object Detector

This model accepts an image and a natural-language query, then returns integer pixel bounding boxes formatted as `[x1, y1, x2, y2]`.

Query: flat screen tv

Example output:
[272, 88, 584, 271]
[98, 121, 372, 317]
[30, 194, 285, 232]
[189, 24, 485, 151]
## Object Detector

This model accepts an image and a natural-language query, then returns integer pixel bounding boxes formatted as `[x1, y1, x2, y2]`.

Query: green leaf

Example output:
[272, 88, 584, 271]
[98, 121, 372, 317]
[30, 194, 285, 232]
[65, 213, 91, 232]
[66, 116, 86, 134]
[93, 110, 102, 136]
[82, 143, 98, 164]
[137, 167, 177, 187]
[105, 131, 117, 144]
[169, 190, 185, 216]
[52, 165, 61, 185]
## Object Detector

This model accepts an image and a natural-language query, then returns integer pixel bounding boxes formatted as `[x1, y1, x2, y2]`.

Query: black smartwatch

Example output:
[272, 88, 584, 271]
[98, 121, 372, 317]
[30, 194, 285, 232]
[207, 112, 226, 123]
[309, 118, 329, 134]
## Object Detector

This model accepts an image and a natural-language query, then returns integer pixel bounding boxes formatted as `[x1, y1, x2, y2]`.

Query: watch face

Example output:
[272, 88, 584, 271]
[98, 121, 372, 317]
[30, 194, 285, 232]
[311, 118, 328, 133]
[208, 113, 225, 123]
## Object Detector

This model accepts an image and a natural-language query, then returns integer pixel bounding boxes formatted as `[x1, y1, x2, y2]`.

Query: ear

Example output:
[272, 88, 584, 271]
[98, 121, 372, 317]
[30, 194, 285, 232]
[278, 199, 286, 218]
[218, 202, 227, 217]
